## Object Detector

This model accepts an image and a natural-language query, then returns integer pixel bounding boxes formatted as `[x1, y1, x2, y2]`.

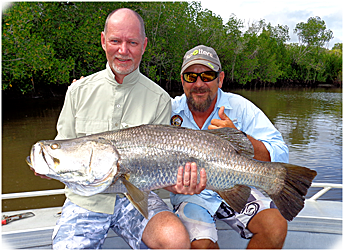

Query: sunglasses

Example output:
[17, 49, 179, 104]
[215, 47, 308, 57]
[182, 71, 220, 83]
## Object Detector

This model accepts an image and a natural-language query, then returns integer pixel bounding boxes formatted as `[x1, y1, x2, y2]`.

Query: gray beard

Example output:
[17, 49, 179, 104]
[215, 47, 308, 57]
[187, 90, 213, 113]
[111, 61, 135, 76]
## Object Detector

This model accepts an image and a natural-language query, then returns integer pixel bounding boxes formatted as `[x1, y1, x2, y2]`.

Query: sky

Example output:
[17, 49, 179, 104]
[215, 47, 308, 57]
[200, 0, 343, 49]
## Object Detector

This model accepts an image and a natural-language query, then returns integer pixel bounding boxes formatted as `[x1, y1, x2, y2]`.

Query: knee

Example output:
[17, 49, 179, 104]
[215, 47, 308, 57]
[251, 208, 287, 233]
[143, 211, 191, 249]
[273, 213, 288, 236]
[248, 209, 288, 248]
[268, 214, 288, 246]
[162, 220, 191, 249]
[267, 209, 288, 237]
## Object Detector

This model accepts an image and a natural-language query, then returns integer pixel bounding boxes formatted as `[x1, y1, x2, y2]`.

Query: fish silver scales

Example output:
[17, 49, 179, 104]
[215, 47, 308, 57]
[26, 124, 316, 221]
[103, 126, 208, 187]
[105, 125, 254, 191]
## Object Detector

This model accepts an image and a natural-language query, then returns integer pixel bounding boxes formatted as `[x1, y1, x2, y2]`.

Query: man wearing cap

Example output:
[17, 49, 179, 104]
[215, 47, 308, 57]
[169, 45, 289, 249]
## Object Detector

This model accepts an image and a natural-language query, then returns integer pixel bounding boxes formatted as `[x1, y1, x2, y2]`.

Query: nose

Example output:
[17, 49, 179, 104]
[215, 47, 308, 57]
[193, 75, 205, 87]
[118, 42, 129, 55]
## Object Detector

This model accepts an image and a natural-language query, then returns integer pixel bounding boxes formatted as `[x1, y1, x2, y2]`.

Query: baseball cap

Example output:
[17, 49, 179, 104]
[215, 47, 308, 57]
[181, 45, 222, 74]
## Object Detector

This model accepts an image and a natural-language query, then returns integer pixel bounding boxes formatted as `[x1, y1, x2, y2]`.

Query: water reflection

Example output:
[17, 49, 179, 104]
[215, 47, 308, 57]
[2, 88, 342, 211]
[2, 98, 66, 211]
[232, 88, 342, 200]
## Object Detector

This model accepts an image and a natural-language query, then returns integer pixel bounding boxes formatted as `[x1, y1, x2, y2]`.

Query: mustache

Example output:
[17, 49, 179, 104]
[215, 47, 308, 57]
[115, 56, 133, 61]
[190, 86, 210, 94]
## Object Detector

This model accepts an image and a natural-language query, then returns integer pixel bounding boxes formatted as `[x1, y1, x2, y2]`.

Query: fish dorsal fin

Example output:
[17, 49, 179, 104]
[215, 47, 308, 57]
[216, 184, 251, 213]
[204, 128, 254, 158]
[120, 176, 149, 219]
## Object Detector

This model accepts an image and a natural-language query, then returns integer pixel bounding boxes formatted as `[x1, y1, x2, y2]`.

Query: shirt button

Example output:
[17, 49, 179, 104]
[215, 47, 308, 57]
[116, 104, 121, 108]
[115, 123, 119, 127]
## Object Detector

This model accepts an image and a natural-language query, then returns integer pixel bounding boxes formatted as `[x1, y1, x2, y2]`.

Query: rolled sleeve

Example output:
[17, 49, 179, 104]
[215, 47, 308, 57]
[242, 103, 289, 163]
[262, 139, 289, 163]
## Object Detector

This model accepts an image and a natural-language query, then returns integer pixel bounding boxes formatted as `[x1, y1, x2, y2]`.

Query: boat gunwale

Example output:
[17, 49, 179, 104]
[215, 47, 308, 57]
[2, 182, 342, 201]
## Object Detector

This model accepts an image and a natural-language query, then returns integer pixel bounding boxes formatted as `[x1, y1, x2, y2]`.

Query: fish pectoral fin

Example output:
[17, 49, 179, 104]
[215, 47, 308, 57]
[216, 184, 251, 213]
[120, 177, 149, 219]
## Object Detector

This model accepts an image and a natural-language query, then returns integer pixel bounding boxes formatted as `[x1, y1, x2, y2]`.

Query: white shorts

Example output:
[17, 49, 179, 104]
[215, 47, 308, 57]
[174, 188, 275, 243]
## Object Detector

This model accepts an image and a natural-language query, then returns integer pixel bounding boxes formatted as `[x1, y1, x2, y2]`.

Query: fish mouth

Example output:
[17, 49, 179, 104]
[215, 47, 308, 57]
[27, 142, 52, 175]
[26, 156, 33, 167]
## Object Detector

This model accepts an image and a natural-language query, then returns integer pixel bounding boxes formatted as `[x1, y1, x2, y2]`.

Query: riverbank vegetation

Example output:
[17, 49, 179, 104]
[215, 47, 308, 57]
[2, 2, 342, 96]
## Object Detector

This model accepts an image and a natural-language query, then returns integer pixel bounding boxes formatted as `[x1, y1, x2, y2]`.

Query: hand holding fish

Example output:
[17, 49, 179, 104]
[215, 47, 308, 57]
[164, 162, 207, 195]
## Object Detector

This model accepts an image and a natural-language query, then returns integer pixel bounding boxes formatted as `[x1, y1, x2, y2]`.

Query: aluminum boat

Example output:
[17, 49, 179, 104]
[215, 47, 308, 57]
[1, 183, 342, 249]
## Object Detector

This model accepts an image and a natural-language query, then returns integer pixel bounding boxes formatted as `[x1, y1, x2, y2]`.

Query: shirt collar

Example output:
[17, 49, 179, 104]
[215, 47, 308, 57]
[215, 89, 232, 110]
[172, 94, 188, 114]
[106, 62, 140, 86]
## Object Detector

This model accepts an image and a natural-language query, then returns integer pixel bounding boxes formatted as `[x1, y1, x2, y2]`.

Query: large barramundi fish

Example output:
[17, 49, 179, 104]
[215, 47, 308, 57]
[26, 124, 317, 221]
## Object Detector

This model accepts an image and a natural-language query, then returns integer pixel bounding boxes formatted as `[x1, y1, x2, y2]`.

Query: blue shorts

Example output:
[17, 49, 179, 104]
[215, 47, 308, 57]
[174, 188, 276, 242]
[52, 192, 170, 249]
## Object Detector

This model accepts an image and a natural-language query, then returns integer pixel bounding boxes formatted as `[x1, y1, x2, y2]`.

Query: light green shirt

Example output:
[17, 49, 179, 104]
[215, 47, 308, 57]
[55, 63, 171, 214]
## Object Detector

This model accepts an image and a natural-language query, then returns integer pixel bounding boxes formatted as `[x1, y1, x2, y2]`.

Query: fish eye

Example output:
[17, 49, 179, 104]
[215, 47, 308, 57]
[50, 143, 60, 150]
[53, 157, 60, 166]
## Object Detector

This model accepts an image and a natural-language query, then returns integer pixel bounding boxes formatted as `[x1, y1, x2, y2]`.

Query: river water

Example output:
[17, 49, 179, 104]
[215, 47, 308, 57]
[2, 87, 342, 212]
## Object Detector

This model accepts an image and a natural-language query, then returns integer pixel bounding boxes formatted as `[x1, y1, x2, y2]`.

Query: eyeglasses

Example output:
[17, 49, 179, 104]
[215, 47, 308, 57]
[182, 71, 220, 83]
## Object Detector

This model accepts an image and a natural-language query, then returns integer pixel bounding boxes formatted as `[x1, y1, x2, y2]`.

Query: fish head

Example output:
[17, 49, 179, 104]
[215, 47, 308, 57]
[26, 136, 120, 196]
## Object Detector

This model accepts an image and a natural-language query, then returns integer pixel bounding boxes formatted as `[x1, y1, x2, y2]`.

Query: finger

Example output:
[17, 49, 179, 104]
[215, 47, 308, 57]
[72, 76, 84, 84]
[183, 162, 191, 188]
[218, 106, 229, 121]
[176, 166, 184, 187]
[209, 106, 238, 130]
[218, 106, 225, 118]
[190, 162, 198, 189]
[208, 123, 220, 130]
[209, 118, 230, 129]
[164, 166, 184, 194]
[196, 168, 207, 193]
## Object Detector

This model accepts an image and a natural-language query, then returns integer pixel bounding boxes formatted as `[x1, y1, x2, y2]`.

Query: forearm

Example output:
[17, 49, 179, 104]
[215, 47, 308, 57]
[246, 134, 271, 162]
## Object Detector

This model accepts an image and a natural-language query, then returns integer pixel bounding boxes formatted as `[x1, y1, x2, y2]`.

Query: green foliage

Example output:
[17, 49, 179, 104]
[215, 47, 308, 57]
[294, 16, 333, 47]
[2, 2, 74, 93]
[1, 2, 342, 95]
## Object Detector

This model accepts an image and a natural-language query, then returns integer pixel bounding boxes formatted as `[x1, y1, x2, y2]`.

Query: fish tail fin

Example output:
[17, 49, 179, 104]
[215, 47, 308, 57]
[269, 163, 317, 221]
